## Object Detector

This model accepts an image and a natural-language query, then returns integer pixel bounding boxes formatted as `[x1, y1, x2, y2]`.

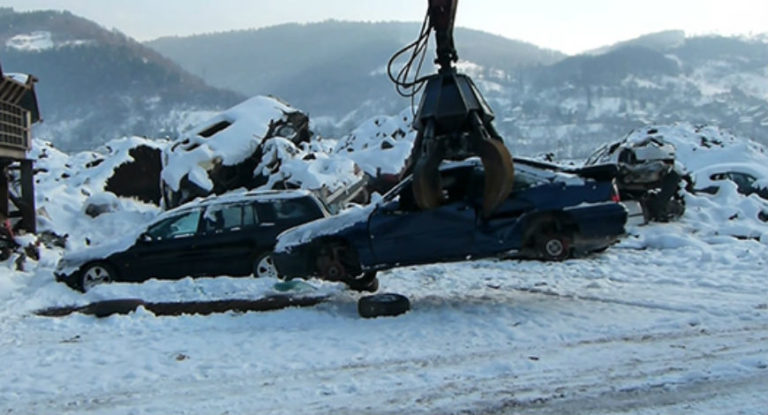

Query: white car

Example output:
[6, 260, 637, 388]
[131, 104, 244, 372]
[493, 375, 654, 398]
[692, 163, 768, 200]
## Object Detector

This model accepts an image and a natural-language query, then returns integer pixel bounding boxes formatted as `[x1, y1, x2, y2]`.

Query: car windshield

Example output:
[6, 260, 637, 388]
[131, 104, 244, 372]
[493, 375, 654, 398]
[146, 209, 201, 239]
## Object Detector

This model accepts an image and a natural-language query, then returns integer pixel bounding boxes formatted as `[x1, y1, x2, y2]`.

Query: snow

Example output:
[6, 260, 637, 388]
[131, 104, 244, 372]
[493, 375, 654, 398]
[333, 108, 415, 176]
[161, 96, 363, 196]
[2, 120, 768, 414]
[161, 96, 293, 191]
[4, 31, 94, 52]
[5, 73, 30, 84]
[5, 31, 54, 51]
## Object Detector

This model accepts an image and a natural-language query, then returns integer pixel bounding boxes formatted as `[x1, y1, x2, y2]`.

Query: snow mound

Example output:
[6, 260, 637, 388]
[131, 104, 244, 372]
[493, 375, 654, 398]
[621, 123, 768, 244]
[161, 96, 295, 192]
[623, 123, 768, 172]
[333, 108, 416, 176]
[30, 138, 163, 251]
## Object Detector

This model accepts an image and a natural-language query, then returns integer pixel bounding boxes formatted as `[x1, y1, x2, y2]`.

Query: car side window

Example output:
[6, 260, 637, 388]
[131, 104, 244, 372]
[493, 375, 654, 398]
[146, 209, 201, 240]
[273, 199, 314, 221]
[204, 204, 253, 232]
[242, 203, 257, 227]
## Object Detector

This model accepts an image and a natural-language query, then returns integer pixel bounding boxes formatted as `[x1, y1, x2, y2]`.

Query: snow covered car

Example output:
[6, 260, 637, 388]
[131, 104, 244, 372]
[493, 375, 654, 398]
[272, 160, 628, 289]
[692, 163, 768, 200]
[55, 190, 330, 292]
[584, 130, 687, 222]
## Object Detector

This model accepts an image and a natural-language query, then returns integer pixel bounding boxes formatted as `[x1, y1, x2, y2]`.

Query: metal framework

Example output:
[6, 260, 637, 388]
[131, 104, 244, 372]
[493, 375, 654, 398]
[0, 65, 39, 233]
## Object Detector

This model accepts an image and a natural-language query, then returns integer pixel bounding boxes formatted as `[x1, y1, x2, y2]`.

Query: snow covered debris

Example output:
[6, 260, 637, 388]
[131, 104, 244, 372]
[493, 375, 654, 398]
[160, 96, 362, 208]
[333, 108, 415, 176]
[3, 112, 768, 413]
[161, 96, 295, 193]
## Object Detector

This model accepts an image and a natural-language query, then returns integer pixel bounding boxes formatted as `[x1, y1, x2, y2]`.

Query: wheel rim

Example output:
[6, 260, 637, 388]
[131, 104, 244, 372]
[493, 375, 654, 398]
[82, 265, 112, 291]
[544, 238, 565, 258]
[255, 255, 278, 279]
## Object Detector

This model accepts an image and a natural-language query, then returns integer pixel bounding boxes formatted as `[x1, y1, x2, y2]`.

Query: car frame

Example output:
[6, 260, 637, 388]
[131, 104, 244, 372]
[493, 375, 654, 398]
[55, 189, 330, 292]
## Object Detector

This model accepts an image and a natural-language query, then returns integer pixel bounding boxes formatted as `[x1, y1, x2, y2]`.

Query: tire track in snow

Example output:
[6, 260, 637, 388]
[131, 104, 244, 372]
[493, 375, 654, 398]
[26, 323, 768, 415]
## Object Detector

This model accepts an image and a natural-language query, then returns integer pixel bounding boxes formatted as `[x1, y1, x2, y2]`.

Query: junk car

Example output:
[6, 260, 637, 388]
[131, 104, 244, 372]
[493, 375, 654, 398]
[55, 190, 329, 292]
[272, 160, 628, 290]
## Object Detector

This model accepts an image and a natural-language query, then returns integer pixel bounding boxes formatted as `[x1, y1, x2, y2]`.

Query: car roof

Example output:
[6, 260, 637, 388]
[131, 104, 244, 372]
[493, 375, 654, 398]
[163, 189, 315, 217]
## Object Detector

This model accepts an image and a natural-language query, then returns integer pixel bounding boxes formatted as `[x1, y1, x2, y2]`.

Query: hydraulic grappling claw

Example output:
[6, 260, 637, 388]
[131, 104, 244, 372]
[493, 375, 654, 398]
[393, 0, 515, 217]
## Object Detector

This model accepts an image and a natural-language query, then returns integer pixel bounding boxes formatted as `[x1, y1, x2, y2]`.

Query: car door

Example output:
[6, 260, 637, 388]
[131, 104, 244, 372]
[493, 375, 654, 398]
[186, 202, 261, 277]
[368, 166, 476, 265]
[120, 208, 203, 281]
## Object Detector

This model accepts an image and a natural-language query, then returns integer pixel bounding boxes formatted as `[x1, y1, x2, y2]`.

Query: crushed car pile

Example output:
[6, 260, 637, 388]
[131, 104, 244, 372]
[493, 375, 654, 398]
[8, 92, 768, 317]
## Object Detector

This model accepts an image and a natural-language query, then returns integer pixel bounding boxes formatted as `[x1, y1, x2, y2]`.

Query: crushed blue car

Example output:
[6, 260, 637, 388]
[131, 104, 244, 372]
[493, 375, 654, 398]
[273, 159, 628, 290]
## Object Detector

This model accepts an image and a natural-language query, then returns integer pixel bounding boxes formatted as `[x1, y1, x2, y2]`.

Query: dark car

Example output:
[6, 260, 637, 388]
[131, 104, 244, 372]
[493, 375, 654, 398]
[272, 160, 628, 289]
[56, 190, 329, 292]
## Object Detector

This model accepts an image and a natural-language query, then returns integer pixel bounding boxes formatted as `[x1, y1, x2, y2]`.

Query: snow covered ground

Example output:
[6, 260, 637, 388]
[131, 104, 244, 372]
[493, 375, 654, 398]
[2, 120, 768, 414]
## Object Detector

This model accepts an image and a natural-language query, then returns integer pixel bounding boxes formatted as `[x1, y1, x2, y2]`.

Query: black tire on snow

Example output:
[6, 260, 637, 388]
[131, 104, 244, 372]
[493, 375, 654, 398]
[358, 293, 410, 318]
[0, 246, 11, 261]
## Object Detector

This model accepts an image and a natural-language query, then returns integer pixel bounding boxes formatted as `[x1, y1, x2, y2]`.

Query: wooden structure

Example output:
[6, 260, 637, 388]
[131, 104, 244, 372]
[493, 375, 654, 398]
[0, 62, 40, 233]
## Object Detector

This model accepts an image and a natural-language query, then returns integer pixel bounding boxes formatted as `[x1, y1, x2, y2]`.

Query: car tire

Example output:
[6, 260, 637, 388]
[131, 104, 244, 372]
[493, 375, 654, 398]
[537, 234, 571, 261]
[0, 246, 11, 261]
[79, 262, 116, 292]
[358, 293, 410, 318]
[345, 271, 379, 293]
[253, 252, 280, 279]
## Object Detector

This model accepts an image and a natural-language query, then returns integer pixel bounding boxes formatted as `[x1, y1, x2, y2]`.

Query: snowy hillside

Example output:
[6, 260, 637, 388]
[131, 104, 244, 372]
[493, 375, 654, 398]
[2, 109, 768, 413]
[0, 9, 243, 151]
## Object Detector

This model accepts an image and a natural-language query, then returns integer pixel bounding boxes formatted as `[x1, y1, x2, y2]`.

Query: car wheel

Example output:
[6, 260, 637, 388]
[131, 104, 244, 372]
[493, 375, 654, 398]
[80, 262, 115, 292]
[537, 234, 570, 261]
[253, 252, 279, 279]
[358, 293, 410, 318]
[345, 271, 379, 293]
[0, 246, 11, 261]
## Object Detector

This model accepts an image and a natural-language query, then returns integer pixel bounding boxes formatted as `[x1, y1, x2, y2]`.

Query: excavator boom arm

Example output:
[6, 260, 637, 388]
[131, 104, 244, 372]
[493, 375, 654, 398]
[428, 0, 459, 70]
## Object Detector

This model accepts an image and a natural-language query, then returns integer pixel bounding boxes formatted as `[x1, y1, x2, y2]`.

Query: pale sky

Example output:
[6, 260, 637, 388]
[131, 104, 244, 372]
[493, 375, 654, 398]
[4, 0, 767, 55]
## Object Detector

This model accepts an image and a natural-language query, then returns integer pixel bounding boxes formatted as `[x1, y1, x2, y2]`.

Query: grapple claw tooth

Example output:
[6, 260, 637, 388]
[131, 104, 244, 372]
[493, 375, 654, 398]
[477, 138, 515, 217]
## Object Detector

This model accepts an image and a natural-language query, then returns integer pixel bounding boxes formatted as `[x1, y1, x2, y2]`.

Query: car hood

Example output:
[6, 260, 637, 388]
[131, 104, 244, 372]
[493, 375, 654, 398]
[275, 203, 375, 253]
[56, 230, 142, 275]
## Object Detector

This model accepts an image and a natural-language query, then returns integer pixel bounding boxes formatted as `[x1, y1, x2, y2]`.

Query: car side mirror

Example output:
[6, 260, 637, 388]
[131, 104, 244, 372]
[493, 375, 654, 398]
[139, 232, 153, 243]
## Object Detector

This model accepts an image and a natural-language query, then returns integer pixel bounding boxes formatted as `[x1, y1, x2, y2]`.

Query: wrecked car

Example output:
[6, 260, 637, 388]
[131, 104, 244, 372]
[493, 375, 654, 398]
[55, 190, 329, 292]
[584, 129, 688, 222]
[692, 163, 768, 200]
[692, 163, 768, 222]
[272, 159, 628, 289]
[160, 96, 365, 210]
